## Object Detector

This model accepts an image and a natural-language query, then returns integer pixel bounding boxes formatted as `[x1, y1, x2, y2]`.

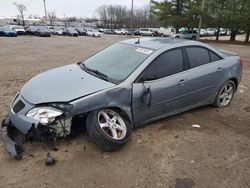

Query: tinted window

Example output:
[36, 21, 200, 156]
[145, 49, 184, 80]
[186, 47, 210, 68]
[209, 51, 222, 62]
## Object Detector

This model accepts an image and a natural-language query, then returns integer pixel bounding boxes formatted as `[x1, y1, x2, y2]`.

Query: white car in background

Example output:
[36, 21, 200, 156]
[9, 25, 26, 35]
[159, 27, 176, 37]
[139, 28, 154, 36]
[207, 28, 216, 36]
[86, 29, 101, 37]
[114, 29, 128, 35]
[200, 29, 208, 37]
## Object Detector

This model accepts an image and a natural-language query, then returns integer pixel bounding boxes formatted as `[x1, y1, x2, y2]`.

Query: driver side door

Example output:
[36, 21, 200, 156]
[132, 48, 189, 125]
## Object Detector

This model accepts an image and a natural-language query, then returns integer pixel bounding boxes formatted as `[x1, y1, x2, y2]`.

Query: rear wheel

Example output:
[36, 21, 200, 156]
[213, 80, 235, 108]
[86, 109, 132, 151]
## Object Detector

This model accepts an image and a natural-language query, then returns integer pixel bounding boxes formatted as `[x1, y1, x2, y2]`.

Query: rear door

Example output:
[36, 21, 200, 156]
[182, 46, 224, 106]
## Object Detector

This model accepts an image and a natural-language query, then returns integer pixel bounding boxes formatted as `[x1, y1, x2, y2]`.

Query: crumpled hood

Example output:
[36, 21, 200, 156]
[20, 64, 115, 104]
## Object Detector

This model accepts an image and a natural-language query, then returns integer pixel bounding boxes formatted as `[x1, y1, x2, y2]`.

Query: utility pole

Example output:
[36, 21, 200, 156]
[43, 0, 47, 26]
[130, 0, 134, 36]
[198, 0, 205, 40]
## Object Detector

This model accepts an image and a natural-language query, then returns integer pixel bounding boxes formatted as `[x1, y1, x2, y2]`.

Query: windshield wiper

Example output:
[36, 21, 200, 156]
[81, 63, 108, 81]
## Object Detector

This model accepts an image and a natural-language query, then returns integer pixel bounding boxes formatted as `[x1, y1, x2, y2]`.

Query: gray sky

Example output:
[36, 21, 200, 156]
[0, 0, 150, 18]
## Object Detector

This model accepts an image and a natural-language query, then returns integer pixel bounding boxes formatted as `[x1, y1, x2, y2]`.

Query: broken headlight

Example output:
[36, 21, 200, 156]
[26, 107, 63, 125]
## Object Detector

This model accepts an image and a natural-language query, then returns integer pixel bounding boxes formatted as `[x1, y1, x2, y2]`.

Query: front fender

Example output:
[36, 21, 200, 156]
[70, 86, 133, 124]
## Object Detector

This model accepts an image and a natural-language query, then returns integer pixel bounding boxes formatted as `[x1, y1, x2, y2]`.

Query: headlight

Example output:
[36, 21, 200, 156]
[26, 107, 63, 125]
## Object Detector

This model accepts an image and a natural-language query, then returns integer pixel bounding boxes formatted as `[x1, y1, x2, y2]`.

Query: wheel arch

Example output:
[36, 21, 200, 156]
[75, 105, 133, 126]
[229, 78, 238, 90]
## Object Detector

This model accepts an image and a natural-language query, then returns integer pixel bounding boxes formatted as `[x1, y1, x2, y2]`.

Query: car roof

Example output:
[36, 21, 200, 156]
[121, 37, 200, 50]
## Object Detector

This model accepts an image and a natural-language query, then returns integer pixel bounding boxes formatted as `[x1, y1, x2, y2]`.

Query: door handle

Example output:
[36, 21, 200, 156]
[142, 84, 152, 107]
[216, 67, 223, 72]
[178, 79, 188, 85]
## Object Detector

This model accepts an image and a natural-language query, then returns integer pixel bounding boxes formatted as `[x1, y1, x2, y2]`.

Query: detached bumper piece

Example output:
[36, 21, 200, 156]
[1, 118, 25, 160]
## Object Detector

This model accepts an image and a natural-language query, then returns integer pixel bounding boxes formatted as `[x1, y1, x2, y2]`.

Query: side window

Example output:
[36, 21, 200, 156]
[209, 51, 222, 62]
[186, 47, 210, 68]
[144, 49, 184, 81]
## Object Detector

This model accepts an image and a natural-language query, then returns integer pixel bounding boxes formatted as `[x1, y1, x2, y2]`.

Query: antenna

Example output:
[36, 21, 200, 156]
[135, 37, 140, 44]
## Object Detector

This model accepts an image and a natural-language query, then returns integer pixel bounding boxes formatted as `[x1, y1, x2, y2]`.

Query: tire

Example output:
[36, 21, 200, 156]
[213, 80, 235, 108]
[86, 108, 132, 151]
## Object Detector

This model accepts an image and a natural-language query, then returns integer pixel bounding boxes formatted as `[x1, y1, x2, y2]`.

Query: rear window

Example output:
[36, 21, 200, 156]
[209, 51, 222, 62]
[144, 48, 184, 80]
[186, 47, 210, 68]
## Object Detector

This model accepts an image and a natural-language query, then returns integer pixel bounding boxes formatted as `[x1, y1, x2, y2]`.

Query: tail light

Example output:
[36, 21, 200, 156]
[240, 57, 243, 66]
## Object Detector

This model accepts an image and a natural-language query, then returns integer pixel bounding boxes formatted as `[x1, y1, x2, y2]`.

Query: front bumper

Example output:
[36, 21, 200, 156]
[1, 94, 39, 159]
[1, 118, 24, 160]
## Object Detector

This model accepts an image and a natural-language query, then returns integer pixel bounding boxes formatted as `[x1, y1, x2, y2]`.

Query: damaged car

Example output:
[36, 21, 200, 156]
[2, 38, 242, 160]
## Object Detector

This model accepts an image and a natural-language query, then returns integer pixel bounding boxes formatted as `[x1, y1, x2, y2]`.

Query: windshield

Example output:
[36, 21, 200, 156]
[82, 43, 153, 83]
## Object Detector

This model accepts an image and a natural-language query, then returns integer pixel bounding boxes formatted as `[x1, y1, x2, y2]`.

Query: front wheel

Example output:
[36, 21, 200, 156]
[213, 80, 235, 108]
[86, 109, 132, 151]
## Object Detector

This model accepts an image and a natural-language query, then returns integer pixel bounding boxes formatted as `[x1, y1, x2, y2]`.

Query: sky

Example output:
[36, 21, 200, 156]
[0, 0, 150, 18]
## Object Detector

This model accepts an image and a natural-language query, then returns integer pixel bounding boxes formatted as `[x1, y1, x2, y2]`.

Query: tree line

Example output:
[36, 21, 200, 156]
[95, 4, 160, 29]
[96, 0, 250, 43]
[150, 0, 250, 42]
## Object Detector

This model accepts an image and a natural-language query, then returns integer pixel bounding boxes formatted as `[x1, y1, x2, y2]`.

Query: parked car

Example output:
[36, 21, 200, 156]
[52, 27, 64, 35]
[104, 29, 116, 35]
[206, 28, 216, 36]
[36, 28, 51, 37]
[86, 29, 101, 37]
[200, 29, 208, 37]
[25, 26, 38, 35]
[76, 28, 87, 36]
[159, 27, 175, 37]
[97, 28, 104, 32]
[173, 30, 198, 40]
[127, 28, 140, 35]
[2, 38, 242, 160]
[0, 27, 17, 37]
[139, 28, 154, 36]
[11, 25, 26, 35]
[114, 29, 128, 35]
[62, 28, 78, 37]
[150, 28, 161, 36]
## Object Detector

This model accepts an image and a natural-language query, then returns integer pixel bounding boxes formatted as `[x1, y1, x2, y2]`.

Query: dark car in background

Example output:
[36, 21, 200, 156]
[62, 28, 78, 37]
[36, 28, 51, 37]
[0, 27, 17, 37]
[76, 28, 87, 36]
[26, 26, 38, 35]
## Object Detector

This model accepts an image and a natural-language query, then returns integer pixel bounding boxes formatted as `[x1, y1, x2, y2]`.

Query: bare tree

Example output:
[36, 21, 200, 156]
[48, 11, 57, 26]
[96, 4, 157, 29]
[13, 2, 26, 28]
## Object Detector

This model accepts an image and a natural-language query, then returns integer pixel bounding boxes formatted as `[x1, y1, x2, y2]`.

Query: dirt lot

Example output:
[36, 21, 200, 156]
[0, 35, 249, 188]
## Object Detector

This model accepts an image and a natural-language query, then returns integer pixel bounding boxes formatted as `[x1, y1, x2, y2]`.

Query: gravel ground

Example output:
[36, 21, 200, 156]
[0, 35, 249, 188]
